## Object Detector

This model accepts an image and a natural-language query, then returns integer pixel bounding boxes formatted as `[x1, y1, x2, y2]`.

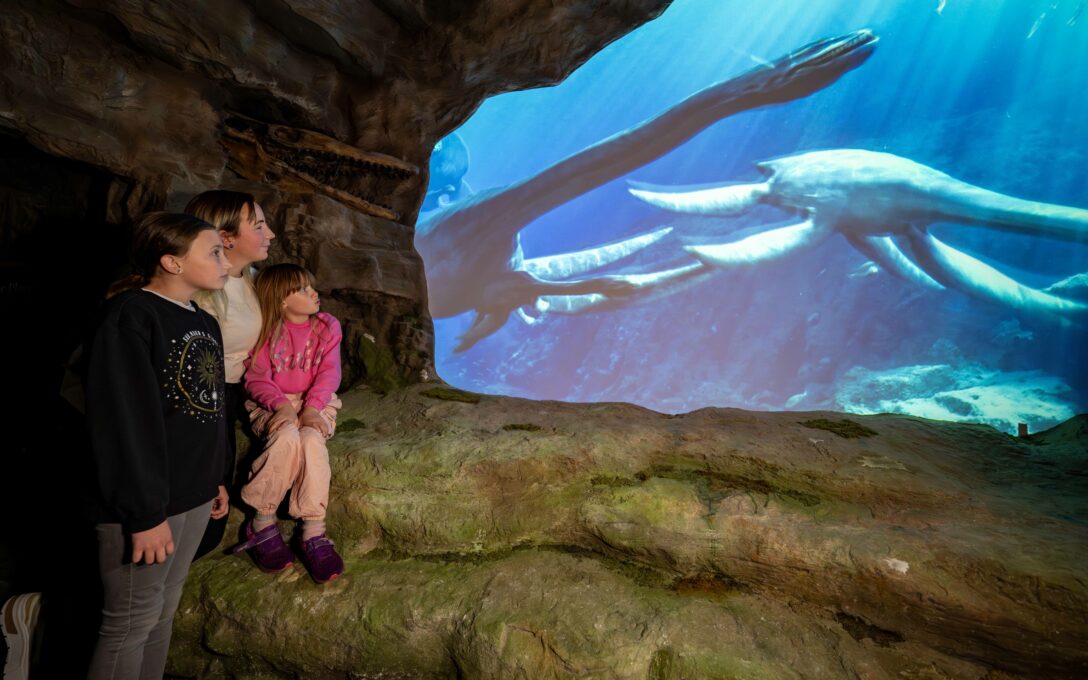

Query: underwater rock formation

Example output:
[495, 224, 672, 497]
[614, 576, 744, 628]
[0, 0, 675, 385]
[835, 362, 1078, 434]
[173, 386, 1088, 678]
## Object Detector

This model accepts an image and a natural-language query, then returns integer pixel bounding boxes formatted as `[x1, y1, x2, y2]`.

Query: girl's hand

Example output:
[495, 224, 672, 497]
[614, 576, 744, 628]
[210, 485, 230, 520]
[299, 406, 331, 438]
[132, 521, 174, 565]
[268, 403, 297, 432]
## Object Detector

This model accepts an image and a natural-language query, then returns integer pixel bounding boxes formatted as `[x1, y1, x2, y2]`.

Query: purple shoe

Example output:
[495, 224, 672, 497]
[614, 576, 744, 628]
[300, 534, 345, 584]
[232, 521, 294, 573]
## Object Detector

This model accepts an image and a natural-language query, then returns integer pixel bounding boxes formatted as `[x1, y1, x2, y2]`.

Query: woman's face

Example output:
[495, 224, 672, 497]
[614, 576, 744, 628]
[224, 202, 275, 266]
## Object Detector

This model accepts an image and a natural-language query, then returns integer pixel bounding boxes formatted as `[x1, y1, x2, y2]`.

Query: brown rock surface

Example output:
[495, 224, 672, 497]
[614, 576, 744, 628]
[0, 0, 673, 385]
[173, 386, 1088, 678]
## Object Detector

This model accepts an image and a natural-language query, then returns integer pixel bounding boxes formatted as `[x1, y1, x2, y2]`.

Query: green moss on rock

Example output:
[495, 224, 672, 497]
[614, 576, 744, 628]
[421, 386, 481, 403]
[590, 475, 637, 488]
[635, 465, 822, 510]
[648, 648, 681, 680]
[170, 387, 1086, 678]
[501, 422, 543, 432]
[800, 418, 878, 438]
[337, 418, 366, 433]
[357, 335, 406, 394]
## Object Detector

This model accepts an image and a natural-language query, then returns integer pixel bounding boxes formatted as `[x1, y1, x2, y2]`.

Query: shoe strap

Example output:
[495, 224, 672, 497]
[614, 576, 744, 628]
[231, 526, 282, 554]
[307, 536, 334, 548]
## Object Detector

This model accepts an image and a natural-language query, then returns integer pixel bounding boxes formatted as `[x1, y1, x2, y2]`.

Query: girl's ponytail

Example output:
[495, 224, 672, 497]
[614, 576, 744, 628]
[105, 273, 149, 299]
[105, 212, 215, 297]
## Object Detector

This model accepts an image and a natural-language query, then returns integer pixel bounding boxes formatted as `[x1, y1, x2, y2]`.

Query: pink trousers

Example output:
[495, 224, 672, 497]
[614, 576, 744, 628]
[240, 393, 341, 521]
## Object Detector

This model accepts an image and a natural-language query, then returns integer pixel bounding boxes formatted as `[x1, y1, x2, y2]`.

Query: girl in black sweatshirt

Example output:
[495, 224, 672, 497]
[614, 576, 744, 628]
[85, 212, 231, 680]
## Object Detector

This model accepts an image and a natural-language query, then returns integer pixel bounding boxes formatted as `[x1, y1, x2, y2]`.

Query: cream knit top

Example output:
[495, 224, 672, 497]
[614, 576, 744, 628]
[207, 274, 262, 384]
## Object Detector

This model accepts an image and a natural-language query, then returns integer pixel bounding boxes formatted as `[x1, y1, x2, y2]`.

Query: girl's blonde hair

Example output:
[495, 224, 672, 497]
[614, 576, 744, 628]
[253, 263, 317, 353]
[184, 190, 257, 318]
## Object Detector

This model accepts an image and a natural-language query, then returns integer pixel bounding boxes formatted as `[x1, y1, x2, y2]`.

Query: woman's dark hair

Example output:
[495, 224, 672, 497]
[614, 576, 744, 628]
[106, 212, 215, 298]
[184, 190, 256, 237]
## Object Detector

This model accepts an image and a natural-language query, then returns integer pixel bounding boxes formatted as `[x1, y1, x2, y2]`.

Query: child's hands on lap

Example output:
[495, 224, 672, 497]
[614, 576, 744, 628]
[268, 403, 298, 432]
[299, 406, 331, 438]
[132, 521, 174, 565]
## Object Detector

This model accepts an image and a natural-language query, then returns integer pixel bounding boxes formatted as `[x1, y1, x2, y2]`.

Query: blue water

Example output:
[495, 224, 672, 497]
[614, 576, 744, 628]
[422, 0, 1088, 432]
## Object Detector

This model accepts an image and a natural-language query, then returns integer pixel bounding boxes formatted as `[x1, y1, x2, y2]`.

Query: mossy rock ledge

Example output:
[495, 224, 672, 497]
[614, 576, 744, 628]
[170, 388, 1088, 679]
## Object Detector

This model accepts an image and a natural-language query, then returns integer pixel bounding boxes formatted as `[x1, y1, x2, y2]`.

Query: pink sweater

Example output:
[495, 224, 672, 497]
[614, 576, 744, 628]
[245, 312, 342, 412]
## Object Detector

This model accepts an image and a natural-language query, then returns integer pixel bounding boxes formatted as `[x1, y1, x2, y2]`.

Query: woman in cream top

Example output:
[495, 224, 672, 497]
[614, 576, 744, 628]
[185, 190, 277, 558]
[218, 272, 263, 383]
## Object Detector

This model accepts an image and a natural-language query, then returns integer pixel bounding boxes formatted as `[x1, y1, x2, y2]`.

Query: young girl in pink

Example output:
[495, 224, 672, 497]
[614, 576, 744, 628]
[231, 263, 345, 583]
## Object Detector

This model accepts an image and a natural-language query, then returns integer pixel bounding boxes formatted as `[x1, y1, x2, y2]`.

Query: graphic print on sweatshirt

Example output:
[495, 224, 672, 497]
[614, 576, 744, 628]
[163, 329, 225, 422]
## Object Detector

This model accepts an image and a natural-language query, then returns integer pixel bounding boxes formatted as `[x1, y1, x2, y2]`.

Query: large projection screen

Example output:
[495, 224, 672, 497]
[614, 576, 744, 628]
[420, 0, 1088, 433]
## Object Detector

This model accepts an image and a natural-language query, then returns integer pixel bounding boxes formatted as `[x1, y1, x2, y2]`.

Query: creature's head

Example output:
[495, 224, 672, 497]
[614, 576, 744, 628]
[749, 29, 878, 104]
[422, 133, 472, 212]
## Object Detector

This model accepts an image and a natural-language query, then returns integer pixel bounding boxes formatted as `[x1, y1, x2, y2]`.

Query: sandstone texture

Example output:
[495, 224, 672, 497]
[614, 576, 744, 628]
[172, 386, 1088, 678]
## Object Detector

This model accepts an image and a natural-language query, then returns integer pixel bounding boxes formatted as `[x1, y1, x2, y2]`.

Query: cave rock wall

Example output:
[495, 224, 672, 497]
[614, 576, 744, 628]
[0, 0, 671, 386]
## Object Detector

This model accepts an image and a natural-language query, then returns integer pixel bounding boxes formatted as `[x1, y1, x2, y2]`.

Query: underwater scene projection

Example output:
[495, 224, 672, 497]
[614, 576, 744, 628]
[419, 0, 1088, 433]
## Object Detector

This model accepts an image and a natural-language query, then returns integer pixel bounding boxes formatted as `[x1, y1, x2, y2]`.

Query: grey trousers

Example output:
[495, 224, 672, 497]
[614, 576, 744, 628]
[87, 501, 212, 680]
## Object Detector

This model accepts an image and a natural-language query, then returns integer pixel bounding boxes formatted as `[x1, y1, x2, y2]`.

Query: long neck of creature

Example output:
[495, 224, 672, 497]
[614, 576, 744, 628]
[469, 60, 855, 230]
[931, 181, 1088, 243]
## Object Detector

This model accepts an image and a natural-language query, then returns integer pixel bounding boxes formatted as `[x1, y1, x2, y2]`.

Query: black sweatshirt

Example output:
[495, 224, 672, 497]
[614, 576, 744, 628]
[86, 289, 226, 533]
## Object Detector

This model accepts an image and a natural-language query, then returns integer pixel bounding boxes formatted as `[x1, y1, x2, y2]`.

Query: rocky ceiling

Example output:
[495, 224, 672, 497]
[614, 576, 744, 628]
[0, 0, 671, 386]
